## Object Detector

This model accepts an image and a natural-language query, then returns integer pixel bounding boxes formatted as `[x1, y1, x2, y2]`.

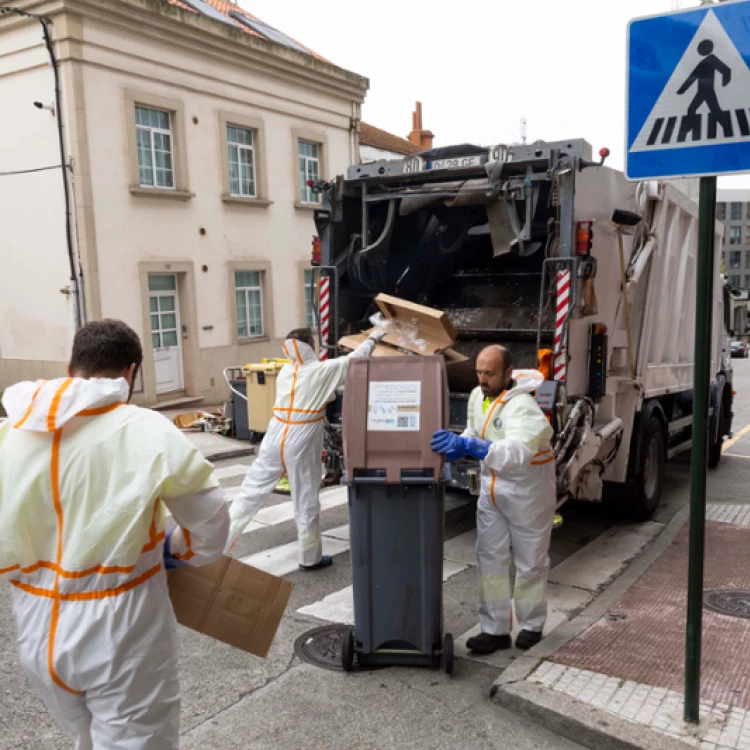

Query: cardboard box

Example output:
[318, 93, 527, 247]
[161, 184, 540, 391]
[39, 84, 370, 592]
[168, 556, 293, 658]
[173, 412, 203, 429]
[338, 332, 468, 366]
[369, 293, 457, 356]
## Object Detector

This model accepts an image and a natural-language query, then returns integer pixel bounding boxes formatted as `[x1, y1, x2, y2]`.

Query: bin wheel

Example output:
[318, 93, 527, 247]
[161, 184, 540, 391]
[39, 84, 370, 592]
[341, 629, 355, 673]
[443, 633, 454, 675]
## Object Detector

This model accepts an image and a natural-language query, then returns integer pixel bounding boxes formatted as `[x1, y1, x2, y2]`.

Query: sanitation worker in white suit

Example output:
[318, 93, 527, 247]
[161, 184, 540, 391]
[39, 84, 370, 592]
[431, 344, 556, 653]
[0, 320, 230, 749]
[227, 327, 385, 569]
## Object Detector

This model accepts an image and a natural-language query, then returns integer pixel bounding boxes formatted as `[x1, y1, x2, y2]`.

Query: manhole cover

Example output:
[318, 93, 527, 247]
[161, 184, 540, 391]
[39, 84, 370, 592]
[704, 590, 750, 619]
[294, 624, 352, 672]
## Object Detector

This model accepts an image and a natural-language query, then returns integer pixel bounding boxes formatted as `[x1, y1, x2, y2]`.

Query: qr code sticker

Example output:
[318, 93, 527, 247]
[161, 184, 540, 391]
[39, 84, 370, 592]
[397, 416, 409, 428]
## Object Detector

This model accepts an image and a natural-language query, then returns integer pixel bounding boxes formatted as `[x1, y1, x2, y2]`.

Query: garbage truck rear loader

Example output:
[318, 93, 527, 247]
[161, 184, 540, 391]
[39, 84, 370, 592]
[312, 139, 734, 519]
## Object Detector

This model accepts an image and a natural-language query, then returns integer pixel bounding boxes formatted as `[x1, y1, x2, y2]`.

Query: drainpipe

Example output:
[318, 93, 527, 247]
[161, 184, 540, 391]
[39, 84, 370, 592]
[350, 102, 360, 165]
[0, 6, 84, 332]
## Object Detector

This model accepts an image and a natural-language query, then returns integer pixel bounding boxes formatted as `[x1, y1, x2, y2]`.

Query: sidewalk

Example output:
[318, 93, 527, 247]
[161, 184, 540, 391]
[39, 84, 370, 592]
[492, 504, 750, 750]
[156, 405, 255, 462]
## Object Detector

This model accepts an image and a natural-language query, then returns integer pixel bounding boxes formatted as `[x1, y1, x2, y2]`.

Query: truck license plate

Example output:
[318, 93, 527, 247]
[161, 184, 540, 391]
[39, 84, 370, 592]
[429, 155, 483, 170]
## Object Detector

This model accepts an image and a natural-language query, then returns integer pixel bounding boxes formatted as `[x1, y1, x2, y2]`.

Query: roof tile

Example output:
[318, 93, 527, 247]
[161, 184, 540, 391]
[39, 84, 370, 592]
[164, 0, 326, 60]
[360, 122, 422, 155]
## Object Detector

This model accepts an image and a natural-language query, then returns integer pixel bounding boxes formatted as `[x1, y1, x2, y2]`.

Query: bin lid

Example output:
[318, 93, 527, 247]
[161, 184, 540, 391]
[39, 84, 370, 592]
[243, 359, 289, 374]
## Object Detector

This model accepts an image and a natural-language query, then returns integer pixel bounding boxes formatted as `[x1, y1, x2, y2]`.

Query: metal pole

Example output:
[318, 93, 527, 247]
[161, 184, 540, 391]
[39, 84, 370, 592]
[684, 175, 716, 723]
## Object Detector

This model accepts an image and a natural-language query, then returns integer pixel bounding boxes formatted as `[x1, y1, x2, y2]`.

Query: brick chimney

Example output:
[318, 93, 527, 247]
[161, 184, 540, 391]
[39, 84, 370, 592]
[408, 101, 434, 150]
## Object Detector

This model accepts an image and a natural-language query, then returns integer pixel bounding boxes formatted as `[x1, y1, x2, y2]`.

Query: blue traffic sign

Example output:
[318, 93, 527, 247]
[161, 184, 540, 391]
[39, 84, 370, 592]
[626, 0, 750, 181]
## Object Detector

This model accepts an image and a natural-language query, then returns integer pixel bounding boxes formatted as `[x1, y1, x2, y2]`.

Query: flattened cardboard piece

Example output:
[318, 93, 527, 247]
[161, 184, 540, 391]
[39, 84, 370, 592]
[168, 556, 293, 658]
[338, 334, 467, 366]
[373, 293, 457, 355]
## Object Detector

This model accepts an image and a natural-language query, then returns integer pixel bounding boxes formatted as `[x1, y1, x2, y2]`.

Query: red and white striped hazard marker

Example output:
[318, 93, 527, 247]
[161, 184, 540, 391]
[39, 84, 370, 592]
[554, 269, 571, 382]
[319, 275, 330, 361]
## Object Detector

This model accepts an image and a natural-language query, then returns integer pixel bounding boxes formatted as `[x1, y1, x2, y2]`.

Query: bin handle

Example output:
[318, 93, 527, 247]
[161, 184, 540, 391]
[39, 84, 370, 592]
[352, 471, 436, 486]
[223, 367, 247, 402]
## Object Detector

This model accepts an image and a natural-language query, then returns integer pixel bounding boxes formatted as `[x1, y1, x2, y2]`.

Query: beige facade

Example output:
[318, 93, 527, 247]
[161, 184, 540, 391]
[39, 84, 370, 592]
[0, 0, 368, 406]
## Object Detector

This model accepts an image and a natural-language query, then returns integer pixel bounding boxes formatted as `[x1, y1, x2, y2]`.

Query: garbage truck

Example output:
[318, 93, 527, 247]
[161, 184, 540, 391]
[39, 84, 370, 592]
[311, 138, 734, 520]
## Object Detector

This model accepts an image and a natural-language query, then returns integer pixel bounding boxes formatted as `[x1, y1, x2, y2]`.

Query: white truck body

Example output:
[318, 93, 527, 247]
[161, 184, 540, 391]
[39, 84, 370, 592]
[317, 138, 734, 518]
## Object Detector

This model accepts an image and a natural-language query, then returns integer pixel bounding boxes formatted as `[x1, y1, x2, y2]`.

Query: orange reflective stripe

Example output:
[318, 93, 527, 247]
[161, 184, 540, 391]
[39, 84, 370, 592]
[490, 471, 497, 507]
[273, 406, 326, 415]
[48, 427, 81, 694]
[76, 403, 125, 417]
[11, 563, 162, 602]
[282, 342, 292, 360]
[13, 382, 45, 429]
[141, 530, 166, 553]
[20, 560, 138, 577]
[62, 564, 162, 601]
[292, 339, 303, 362]
[140, 497, 165, 553]
[530, 456, 555, 466]
[174, 529, 194, 562]
[0, 564, 20, 575]
[11, 581, 55, 599]
[273, 415, 325, 426]
[47, 379, 73, 432]
[481, 391, 507, 439]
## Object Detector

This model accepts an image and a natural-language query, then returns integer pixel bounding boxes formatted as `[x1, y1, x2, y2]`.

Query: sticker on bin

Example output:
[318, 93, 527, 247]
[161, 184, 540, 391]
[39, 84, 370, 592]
[367, 381, 421, 432]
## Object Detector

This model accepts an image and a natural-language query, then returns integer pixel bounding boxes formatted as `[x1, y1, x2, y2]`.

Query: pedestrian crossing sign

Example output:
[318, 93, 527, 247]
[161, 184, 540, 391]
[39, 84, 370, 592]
[626, 0, 750, 181]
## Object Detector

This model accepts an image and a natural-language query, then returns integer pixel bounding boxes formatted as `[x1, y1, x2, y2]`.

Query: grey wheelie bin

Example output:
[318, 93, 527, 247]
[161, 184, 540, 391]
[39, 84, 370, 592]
[340, 355, 453, 674]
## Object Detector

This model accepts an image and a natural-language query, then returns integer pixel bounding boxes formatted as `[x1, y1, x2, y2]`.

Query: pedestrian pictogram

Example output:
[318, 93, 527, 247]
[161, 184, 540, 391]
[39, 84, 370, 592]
[626, 1, 750, 180]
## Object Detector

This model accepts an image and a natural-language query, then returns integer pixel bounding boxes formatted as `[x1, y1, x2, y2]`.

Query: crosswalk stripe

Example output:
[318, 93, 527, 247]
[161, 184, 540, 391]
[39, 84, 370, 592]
[297, 558, 473, 624]
[238, 525, 351, 576]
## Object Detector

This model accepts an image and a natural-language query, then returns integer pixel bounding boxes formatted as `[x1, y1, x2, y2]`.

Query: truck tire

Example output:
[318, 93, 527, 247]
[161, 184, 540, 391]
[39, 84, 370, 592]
[632, 415, 666, 521]
[708, 401, 722, 469]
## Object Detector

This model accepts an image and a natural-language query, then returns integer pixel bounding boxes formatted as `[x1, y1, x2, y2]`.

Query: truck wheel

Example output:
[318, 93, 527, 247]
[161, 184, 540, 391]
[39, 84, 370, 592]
[708, 398, 726, 469]
[630, 415, 666, 521]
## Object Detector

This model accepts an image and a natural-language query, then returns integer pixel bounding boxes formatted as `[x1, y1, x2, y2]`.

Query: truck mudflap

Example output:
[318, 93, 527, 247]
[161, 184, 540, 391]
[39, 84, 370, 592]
[555, 398, 624, 503]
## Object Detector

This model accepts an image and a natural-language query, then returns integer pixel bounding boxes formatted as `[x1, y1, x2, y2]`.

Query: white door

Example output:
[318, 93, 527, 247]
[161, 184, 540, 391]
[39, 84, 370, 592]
[149, 274, 184, 395]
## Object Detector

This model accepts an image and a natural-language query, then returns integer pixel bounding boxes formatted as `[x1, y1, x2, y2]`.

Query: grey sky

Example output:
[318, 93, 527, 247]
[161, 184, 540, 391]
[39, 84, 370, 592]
[239, 0, 749, 187]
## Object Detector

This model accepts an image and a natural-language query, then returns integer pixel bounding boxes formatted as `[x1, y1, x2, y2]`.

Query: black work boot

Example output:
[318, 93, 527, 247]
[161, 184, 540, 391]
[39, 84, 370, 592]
[515, 630, 543, 651]
[466, 633, 512, 654]
[299, 555, 333, 572]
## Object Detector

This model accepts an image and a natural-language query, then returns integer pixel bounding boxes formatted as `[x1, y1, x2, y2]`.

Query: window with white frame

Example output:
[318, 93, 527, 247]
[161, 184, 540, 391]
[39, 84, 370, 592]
[730, 226, 742, 245]
[730, 250, 741, 268]
[136, 106, 174, 189]
[235, 271, 264, 338]
[298, 140, 321, 204]
[227, 125, 256, 198]
[731, 202, 742, 220]
[304, 269, 316, 329]
[716, 203, 726, 220]
[730, 275, 741, 287]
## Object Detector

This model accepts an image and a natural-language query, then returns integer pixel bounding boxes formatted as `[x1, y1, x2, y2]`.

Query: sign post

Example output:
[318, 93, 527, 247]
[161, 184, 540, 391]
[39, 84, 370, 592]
[626, 0, 750, 723]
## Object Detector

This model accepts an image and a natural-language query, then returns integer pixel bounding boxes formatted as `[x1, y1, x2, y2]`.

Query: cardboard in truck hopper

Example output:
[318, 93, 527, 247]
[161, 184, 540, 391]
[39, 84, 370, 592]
[338, 293, 469, 367]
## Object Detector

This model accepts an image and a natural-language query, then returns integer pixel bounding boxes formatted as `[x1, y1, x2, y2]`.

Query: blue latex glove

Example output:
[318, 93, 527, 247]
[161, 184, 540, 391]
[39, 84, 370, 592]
[430, 430, 467, 462]
[164, 527, 186, 570]
[431, 430, 491, 461]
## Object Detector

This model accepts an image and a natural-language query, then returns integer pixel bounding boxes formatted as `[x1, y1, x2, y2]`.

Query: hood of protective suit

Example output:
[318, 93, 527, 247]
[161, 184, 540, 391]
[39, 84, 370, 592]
[282, 338, 317, 366]
[503, 369, 545, 401]
[2, 377, 130, 432]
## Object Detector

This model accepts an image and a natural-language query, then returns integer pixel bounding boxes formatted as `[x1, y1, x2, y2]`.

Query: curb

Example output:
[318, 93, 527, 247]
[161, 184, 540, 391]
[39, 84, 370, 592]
[204, 445, 256, 462]
[490, 505, 691, 750]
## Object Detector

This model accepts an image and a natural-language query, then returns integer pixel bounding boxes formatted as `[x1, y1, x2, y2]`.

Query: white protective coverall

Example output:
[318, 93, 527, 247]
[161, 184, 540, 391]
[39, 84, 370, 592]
[0, 377, 230, 750]
[227, 336, 375, 562]
[465, 370, 556, 636]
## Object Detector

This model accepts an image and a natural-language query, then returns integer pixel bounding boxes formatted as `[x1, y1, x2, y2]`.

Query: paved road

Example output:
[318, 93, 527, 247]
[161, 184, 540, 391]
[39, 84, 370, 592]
[1, 359, 748, 749]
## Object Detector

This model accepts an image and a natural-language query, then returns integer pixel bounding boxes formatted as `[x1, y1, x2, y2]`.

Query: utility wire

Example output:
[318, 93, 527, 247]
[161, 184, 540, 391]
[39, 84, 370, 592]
[0, 164, 70, 176]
